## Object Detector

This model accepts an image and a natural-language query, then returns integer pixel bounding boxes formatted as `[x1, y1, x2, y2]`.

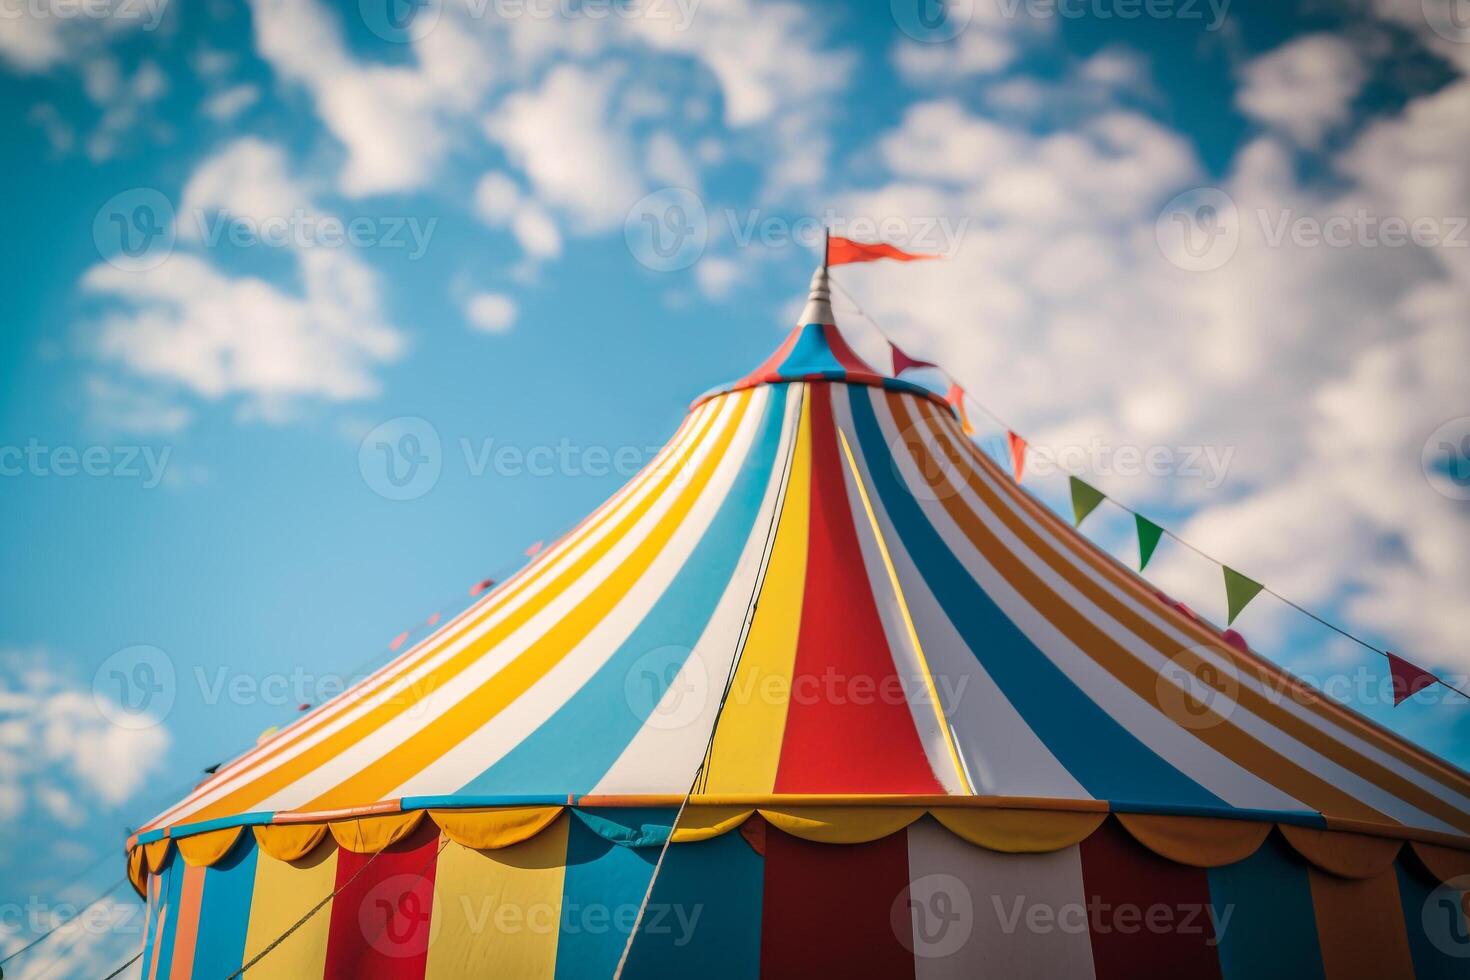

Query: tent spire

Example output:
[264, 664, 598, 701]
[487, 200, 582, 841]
[799, 225, 835, 326]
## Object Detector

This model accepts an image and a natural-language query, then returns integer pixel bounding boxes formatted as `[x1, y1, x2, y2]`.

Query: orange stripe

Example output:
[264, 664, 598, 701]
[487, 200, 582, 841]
[910, 396, 1470, 833]
[167, 864, 206, 980]
[938, 395, 1470, 796]
[306, 390, 761, 807]
[179, 396, 739, 824]
[887, 393, 1389, 824]
[1307, 863, 1415, 979]
[146, 408, 715, 830]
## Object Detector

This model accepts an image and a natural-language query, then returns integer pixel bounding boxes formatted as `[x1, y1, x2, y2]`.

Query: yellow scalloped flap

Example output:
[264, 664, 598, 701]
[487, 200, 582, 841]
[758, 806, 923, 843]
[671, 807, 755, 843]
[1280, 824, 1403, 879]
[143, 838, 171, 874]
[1411, 840, 1470, 885]
[176, 826, 244, 867]
[253, 823, 330, 862]
[1117, 813, 1270, 868]
[329, 810, 426, 853]
[931, 807, 1106, 852]
[430, 807, 563, 850]
[127, 846, 147, 897]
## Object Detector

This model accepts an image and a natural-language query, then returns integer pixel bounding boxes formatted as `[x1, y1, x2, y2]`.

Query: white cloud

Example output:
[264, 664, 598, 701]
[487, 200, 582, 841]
[695, 256, 743, 299]
[464, 292, 517, 333]
[202, 83, 259, 121]
[1237, 34, 1368, 149]
[81, 58, 170, 162]
[891, 0, 1053, 81]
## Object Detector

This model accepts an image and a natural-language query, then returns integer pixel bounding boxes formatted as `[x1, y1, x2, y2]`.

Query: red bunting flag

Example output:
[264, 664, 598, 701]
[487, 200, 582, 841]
[426, 611, 441, 627]
[1388, 652, 1437, 705]
[890, 342, 937, 376]
[389, 630, 410, 651]
[469, 578, 495, 597]
[297, 703, 311, 712]
[945, 383, 975, 436]
[1221, 629, 1249, 653]
[827, 235, 940, 266]
[525, 540, 545, 557]
[1006, 431, 1027, 482]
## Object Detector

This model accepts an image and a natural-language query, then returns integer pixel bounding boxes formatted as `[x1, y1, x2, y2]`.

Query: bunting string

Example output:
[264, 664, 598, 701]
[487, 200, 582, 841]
[828, 274, 1467, 706]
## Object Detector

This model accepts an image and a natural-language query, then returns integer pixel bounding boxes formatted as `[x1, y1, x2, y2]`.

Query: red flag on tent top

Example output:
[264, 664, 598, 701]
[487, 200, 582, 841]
[1388, 652, 1437, 705]
[827, 235, 940, 266]
[890, 341, 937, 376]
[525, 540, 545, 557]
[945, 383, 975, 436]
[389, 630, 410, 651]
[469, 578, 495, 597]
[1006, 431, 1027, 482]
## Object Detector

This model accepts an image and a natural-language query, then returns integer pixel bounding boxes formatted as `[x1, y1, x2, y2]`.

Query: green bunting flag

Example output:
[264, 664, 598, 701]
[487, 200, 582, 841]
[1069, 477, 1106, 527]
[1223, 566, 1264, 624]
[1136, 514, 1164, 571]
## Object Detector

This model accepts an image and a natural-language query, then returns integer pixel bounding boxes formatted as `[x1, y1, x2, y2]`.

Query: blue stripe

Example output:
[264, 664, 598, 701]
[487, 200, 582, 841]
[400, 793, 570, 809]
[623, 829, 764, 979]
[147, 851, 186, 979]
[845, 386, 1223, 807]
[572, 807, 675, 848]
[775, 324, 846, 377]
[554, 813, 658, 980]
[172, 811, 272, 837]
[1396, 859, 1470, 977]
[457, 385, 788, 796]
[1207, 834, 1326, 980]
[188, 831, 258, 977]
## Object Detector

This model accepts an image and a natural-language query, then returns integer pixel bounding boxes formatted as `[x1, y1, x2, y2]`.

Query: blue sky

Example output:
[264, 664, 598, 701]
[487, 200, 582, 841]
[2, 0, 1469, 974]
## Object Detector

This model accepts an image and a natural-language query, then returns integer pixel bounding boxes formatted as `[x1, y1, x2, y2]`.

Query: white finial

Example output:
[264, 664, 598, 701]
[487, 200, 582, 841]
[798, 263, 834, 326]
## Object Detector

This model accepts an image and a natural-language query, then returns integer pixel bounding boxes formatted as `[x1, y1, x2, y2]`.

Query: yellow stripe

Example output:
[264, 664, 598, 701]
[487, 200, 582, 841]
[186, 397, 735, 822]
[703, 387, 812, 794]
[836, 425, 974, 794]
[241, 840, 338, 976]
[423, 812, 569, 980]
[308, 390, 759, 806]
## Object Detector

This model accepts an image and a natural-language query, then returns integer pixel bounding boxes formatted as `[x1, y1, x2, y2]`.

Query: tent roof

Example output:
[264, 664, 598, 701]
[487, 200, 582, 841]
[133, 264, 1470, 855]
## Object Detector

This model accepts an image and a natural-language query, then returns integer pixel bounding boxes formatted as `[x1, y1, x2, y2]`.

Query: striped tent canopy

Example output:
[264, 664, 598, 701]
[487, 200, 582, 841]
[130, 265, 1470, 978]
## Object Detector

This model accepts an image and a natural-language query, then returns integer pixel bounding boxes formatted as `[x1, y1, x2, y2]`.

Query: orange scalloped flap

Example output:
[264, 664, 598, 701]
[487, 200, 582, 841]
[430, 806, 563, 850]
[1411, 840, 1470, 885]
[670, 806, 755, 843]
[931, 807, 1106, 852]
[127, 846, 148, 897]
[1280, 824, 1403, 879]
[253, 822, 330, 862]
[175, 826, 244, 867]
[142, 838, 171, 874]
[757, 806, 924, 843]
[1117, 813, 1270, 868]
[329, 810, 426, 853]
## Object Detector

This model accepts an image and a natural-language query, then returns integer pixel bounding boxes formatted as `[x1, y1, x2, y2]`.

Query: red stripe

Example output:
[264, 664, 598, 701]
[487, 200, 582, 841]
[324, 821, 441, 979]
[1079, 819, 1223, 980]
[759, 826, 916, 979]
[819, 325, 885, 383]
[773, 385, 944, 793]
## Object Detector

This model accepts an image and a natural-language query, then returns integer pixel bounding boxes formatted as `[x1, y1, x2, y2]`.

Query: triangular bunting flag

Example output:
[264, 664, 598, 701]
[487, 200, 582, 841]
[890, 342, 937, 376]
[1006, 431, 1027, 482]
[945, 383, 975, 436]
[426, 611, 441, 627]
[1069, 476, 1106, 527]
[525, 540, 545, 557]
[389, 630, 410, 651]
[1221, 629, 1249, 653]
[1135, 514, 1164, 571]
[1222, 566, 1264, 625]
[469, 578, 495, 596]
[1388, 652, 1437, 705]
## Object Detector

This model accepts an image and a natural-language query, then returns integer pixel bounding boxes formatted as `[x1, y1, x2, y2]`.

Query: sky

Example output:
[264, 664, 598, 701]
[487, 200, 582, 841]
[1, 0, 1468, 974]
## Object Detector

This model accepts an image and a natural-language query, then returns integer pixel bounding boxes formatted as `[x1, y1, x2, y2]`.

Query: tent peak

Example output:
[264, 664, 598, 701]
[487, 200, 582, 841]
[797, 262, 834, 328]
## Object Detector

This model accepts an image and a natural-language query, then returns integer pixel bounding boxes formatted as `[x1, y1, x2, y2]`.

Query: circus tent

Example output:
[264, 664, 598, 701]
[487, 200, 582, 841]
[127, 262, 1470, 978]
